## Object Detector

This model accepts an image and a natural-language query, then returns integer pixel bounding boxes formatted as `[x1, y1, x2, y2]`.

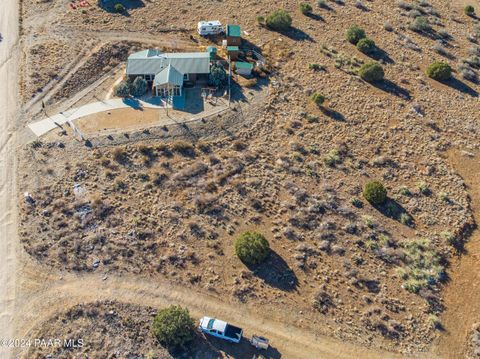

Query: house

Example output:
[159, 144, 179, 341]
[235, 61, 253, 76]
[226, 24, 241, 46]
[126, 49, 211, 98]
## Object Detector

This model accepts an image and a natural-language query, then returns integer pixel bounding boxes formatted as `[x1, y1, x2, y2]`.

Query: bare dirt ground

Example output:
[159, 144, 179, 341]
[11, 0, 480, 358]
[0, 0, 20, 357]
[433, 149, 480, 359]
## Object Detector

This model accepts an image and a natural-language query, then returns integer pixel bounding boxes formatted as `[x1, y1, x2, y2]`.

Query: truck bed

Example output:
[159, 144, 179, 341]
[225, 324, 242, 341]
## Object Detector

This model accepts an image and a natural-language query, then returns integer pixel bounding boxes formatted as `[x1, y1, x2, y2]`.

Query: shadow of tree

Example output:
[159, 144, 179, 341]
[279, 27, 315, 42]
[369, 47, 394, 64]
[373, 80, 411, 100]
[98, 0, 145, 15]
[305, 12, 325, 22]
[248, 250, 298, 291]
[373, 198, 414, 227]
[318, 3, 335, 11]
[320, 107, 346, 121]
[122, 97, 144, 110]
[444, 77, 479, 97]
[184, 333, 281, 359]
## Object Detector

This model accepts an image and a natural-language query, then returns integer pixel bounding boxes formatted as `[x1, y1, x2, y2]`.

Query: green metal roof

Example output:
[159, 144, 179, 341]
[153, 64, 184, 86]
[227, 46, 239, 51]
[127, 50, 210, 75]
[226, 24, 241, 37]
[235, 61, 253, 70]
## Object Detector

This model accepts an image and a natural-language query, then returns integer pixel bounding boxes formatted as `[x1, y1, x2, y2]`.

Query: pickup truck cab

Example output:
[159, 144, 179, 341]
[199, 316, 243, 343]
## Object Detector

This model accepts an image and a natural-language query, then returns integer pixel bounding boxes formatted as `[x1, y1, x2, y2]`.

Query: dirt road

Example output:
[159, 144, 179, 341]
[432, 150, 480, 359]
[0, 0, 20, 358]
[14, 270, 410, 359]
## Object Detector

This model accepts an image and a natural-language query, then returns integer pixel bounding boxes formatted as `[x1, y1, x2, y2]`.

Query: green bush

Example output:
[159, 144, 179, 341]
[114, 81, 130, 97]
[209, 62, 228, 88]
[425, 61, 452, 81]
[152, 306, 195, 349]
[356, 38, 376, 54]
[256, 15, 265, 25]
[358, 62, 384, 82]
[465, 5, 475, 16]
[346, 25, 366, 44]
[114, 3, 125, 13]
[363, 181, 387, 205]
[300, 3, 313, 14]
[266, 10, 292, 31]
[311, 92, 325, 106]
[409, 16, 431, 32]
[131, 76, 148, 97]
[235, 231, 270, 265]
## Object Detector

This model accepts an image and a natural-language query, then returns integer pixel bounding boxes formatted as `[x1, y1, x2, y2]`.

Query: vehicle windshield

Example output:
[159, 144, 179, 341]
[207, 318, 215, 329]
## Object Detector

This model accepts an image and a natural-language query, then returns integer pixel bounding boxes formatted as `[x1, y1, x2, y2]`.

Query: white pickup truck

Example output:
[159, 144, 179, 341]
[198, 316, 243, 343]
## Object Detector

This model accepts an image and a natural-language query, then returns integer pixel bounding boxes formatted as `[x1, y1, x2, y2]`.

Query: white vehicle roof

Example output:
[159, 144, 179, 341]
[198, 20, 222, 27]
[199, 316, 227, 332]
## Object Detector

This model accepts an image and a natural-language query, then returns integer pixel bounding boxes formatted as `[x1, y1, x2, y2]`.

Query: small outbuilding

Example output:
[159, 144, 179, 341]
[226, 24, 241, 46]
[235, 61, 253, 76]
[227, 46, 239, 60]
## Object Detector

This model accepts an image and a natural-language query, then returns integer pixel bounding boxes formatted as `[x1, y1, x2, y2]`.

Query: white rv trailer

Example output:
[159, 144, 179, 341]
[197, 21, 223, 36]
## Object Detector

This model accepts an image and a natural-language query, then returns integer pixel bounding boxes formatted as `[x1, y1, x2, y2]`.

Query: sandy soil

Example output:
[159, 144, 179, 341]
[0, 0, 20, 358]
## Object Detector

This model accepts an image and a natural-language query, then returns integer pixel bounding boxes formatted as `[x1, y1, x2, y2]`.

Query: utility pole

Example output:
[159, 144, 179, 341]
[228, 55, 231, 107]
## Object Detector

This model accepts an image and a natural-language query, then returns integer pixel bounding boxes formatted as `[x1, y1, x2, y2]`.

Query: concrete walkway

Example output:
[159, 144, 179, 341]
[28, 97, 166, 137]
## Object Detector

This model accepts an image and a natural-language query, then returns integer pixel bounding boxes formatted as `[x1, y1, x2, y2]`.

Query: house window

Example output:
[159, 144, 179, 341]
[183, 73, 189, 81]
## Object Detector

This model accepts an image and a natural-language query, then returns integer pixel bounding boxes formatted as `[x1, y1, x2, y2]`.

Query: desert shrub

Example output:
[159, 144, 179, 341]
[311, 92, 325, 106]
[152, 306, 195, 349]
[409, 16, 431, 32]
[358, 62, 384, 82]
[350, 197, 363, 208]
[408, 9, 422, 18]
[459, 63, 477, 82]
[309, 63, 325, 71]
[428, 314, 441, 329]
[112, 148, 127, 163]
[324, 149, 341, 167]
[363, 181, 387, 205]
[318, 0, 328, 8]
[172, 140, 194, 155]
[355, 1, 367, 10]
[266, 10, 292, 31]
[397, 0, 413, 10]
[438, 29, 451, 39]
[400, 213, 413, 226]
[426, 61, 452, 81]
[313, 290, 333, 313]
[399, 239, 445, 293]
[432, 43, 448, 56]
[384, 22, 393, 31]
[208, 62, 228, 88]
[256, 15, 265, 25]
[441, 231, 457, 246]
[346, 25, 366, 44]
[235, 231, 270, 265]
[465, 5, 475, 16]
[300, 3, 313, 14]
[114, 3, 125, 13]
[131, 76, 147, 97]
[114, 81, 130, 97]
[356, 38, 376, 54]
